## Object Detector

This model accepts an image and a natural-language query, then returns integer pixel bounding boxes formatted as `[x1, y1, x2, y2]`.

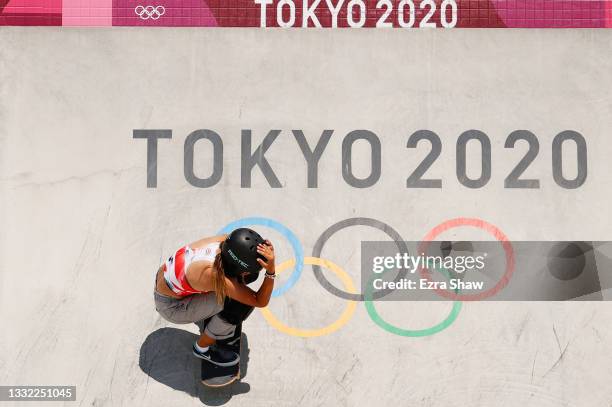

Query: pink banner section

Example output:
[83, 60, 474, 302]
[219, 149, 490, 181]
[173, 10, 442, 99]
[492, 0, 607, 28]
[63, 0, 112, 25]
[0, 0, 612, 27]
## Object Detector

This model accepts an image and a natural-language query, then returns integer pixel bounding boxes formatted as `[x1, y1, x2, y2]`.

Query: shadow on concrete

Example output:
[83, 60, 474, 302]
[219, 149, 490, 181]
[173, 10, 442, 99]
[139, 327, 250, 405]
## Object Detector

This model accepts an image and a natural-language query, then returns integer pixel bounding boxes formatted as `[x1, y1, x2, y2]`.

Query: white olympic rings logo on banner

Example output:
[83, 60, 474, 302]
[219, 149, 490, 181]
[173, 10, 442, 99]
[134, 5, 165, 20]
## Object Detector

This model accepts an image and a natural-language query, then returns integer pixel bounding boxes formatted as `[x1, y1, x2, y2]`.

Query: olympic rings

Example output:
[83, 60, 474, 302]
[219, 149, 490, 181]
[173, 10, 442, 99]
[259, 257, 358, 338]
[312, 218, 410, 301]
[218, 216, 509, 338]
[364, 266, 462, 337]
[134, 5, 165, 20]
[218, 217, 304, 298]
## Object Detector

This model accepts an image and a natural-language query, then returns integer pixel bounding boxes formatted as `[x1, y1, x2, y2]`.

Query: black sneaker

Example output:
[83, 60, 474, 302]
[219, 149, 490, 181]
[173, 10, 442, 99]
[192, 343, 240, 367]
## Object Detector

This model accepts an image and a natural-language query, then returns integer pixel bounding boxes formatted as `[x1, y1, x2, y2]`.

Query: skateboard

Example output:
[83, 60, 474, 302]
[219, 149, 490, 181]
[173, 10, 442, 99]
[201, 322, 242, 387]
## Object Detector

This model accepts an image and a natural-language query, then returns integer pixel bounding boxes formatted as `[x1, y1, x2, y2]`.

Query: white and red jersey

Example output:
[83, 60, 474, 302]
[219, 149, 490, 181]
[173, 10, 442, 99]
[162, 242, 220, 297]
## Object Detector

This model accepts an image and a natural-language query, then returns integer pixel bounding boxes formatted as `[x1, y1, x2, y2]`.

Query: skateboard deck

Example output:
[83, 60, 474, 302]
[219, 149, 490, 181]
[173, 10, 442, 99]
[201, 323, 242, 387]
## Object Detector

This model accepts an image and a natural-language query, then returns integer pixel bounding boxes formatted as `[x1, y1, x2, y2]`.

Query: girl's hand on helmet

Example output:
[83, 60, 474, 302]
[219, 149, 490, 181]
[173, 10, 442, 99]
[256, 240, 275, 274]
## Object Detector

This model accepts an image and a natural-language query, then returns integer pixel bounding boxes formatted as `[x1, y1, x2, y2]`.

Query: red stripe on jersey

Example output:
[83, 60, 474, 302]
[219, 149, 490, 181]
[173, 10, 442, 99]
[173, 246, 203, 296]
[174, 246, 187, 287]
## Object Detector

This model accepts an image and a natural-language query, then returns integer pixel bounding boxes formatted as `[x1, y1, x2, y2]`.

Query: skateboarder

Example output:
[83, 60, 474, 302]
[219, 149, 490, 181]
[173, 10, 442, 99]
[153, 228, 276, 367]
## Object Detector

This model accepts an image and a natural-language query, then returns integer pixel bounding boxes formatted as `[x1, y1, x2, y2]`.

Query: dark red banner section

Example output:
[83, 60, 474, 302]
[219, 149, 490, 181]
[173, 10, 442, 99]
[201, 0, 505, 28]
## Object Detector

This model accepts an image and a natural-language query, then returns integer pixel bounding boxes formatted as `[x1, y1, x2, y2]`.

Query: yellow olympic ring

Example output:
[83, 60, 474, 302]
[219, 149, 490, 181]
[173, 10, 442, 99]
[260, 257, 357, 338]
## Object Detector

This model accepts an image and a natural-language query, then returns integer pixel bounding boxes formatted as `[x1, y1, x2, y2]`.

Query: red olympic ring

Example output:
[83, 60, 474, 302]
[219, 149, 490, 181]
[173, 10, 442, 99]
[418, 217, 515, 301]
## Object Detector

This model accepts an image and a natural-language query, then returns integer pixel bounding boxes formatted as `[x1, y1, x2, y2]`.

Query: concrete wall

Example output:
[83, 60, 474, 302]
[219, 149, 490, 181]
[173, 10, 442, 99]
[1, 28, 612, 406]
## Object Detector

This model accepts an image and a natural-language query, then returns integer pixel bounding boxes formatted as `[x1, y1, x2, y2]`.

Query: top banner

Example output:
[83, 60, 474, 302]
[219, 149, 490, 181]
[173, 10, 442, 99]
[1, 0, 612, 27]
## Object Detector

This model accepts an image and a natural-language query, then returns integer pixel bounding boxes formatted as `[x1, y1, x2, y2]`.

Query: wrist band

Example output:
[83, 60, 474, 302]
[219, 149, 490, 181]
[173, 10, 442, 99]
[265, 271, 276, 280]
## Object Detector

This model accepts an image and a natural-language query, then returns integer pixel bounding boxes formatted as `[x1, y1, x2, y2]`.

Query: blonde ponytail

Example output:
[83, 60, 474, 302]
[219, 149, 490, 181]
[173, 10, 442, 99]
[212, 253, 227, 304]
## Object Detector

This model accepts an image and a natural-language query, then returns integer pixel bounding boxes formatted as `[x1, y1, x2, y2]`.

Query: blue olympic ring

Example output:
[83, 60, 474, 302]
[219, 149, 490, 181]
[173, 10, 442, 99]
[218, 217, 303, 298]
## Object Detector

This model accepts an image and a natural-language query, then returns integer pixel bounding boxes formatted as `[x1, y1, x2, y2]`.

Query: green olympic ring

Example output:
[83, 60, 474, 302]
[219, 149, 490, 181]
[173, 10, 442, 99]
[364, 263, 463, 337]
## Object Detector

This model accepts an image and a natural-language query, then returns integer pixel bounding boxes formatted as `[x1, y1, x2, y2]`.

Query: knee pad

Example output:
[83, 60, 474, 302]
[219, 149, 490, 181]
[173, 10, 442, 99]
[219, 298, 254, 325]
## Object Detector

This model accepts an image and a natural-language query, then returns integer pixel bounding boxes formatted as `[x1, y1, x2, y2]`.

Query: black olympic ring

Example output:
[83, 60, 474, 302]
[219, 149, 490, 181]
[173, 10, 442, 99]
[311, 217, 410, 301]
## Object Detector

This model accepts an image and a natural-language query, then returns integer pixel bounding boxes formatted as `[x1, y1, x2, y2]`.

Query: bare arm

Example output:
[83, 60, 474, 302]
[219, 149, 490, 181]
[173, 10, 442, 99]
[224, 240, 275, 308]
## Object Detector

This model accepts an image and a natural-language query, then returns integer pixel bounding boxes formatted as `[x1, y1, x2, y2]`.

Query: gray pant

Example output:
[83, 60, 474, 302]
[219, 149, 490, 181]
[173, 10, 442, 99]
[154, 279, 236, 340]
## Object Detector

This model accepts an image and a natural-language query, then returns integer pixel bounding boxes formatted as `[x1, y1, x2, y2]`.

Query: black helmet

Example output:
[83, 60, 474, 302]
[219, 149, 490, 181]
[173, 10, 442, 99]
[221, 228, 265, 277]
